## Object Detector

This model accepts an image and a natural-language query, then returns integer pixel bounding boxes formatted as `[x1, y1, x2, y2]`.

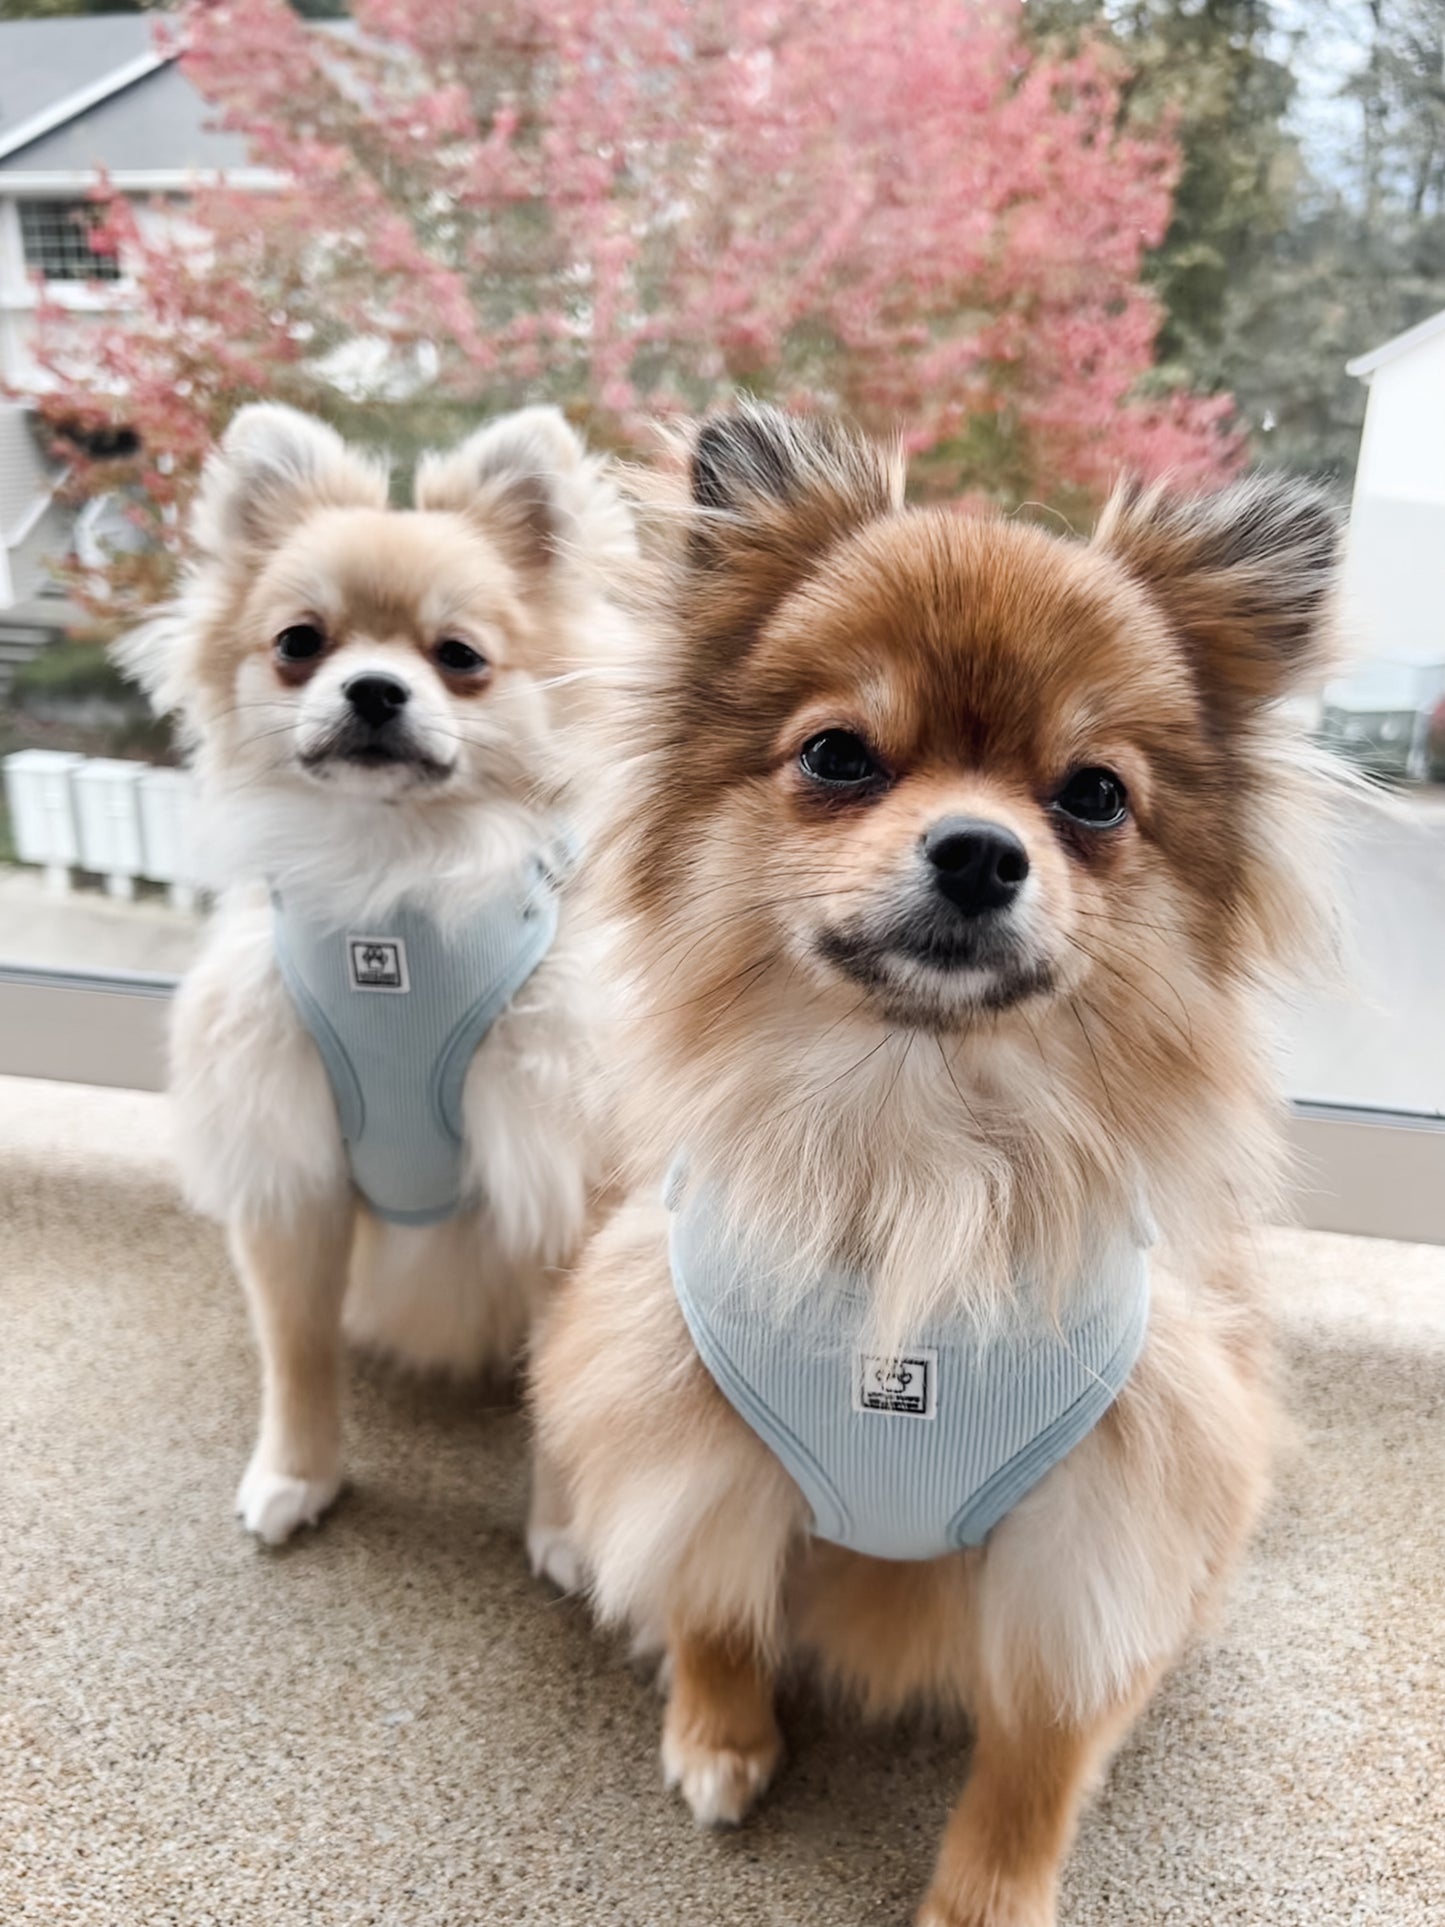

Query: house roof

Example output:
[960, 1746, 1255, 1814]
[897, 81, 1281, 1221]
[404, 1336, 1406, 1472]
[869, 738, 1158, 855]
[2, 61, 252, 179]
[0, 15, 358, 188]
[0, 14, 255, 184]
[1346, 308, 1445, 380]
[0, 16, 162, 163]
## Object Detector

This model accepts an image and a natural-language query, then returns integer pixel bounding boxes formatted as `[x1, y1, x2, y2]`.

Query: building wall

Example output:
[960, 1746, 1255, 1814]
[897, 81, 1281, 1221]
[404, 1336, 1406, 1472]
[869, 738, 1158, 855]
[1344, 327, 1445, 666]
[0, 398, 61, 612]
[8, 496, 71, 604]
[0, 399, 51, 534]
[1341, 495, 1445, 665]
[0, 191, 186, 390]
[1352, 328, 1445, 508]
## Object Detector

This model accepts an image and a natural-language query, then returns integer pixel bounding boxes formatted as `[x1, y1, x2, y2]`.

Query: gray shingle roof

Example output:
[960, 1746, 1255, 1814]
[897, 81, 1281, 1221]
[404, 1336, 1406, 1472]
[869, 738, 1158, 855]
[0, 16, 156, 145]
[0, 16, 366, 182]
[2, 61, 251, 177]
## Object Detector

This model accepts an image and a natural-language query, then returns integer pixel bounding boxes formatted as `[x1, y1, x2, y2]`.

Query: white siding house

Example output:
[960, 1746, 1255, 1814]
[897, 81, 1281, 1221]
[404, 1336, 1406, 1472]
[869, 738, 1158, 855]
[0, 404, 70, 688]
[0, 16, 266, 393]
[0, 16, 267, 654]
[1344, 310, 1445, 665]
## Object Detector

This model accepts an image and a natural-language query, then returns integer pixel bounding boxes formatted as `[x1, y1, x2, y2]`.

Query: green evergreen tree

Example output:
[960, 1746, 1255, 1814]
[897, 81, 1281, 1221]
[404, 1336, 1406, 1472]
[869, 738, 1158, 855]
[1027, 0, 1445, 482]
[0, 1, 146, 17]
[1234, 1, 1445, 478]
[1028, 3, 1301, 383]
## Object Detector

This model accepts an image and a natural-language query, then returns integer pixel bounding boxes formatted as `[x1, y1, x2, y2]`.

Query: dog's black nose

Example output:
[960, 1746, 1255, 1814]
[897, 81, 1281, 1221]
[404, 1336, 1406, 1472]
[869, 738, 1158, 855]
[344, 674, 410, 731]
[923, 816, 1030, 917]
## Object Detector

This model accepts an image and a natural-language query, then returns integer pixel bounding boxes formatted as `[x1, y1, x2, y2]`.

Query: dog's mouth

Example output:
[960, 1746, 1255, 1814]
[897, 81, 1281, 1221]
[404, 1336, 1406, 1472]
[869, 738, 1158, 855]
[338, 743, 413, 769]
[815, 918, 1055, 1024]
[298, 727, 453, 786]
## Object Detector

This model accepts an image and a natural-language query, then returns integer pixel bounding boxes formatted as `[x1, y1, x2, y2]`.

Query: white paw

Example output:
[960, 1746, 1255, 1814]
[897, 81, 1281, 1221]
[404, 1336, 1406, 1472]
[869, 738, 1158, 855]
[526, 1519, 586, 1595]
[661, 1731, 780, 1828]
[235, 1460, 342, 1545]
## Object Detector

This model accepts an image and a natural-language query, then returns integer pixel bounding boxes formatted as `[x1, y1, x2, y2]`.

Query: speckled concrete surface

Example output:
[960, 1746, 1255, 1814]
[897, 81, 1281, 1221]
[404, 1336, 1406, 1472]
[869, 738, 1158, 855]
[1, 1076, 1441, 1926]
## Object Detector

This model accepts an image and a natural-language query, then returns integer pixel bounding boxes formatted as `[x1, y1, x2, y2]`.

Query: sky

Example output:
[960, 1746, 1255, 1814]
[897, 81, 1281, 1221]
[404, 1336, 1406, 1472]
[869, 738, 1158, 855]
[1271, 0, 1373, 188]
[1058, 0, 1376, 189]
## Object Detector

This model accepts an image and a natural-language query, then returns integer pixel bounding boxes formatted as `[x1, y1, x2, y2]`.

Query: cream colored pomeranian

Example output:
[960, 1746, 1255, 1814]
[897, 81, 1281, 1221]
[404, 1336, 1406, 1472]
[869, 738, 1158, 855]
[126, 401, 633, 1553]
[532, 405, 1341, 1925]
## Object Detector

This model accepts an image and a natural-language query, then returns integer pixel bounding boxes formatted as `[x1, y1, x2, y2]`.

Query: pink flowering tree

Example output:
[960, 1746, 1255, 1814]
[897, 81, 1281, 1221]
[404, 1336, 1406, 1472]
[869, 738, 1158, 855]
[29, 0, 1240, 625]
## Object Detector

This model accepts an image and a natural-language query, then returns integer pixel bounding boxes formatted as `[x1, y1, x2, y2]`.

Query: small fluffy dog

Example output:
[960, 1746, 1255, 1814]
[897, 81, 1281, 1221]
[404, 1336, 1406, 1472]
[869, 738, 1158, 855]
[533, 406, 1340, 1924]
[128, 401, 632, 1550]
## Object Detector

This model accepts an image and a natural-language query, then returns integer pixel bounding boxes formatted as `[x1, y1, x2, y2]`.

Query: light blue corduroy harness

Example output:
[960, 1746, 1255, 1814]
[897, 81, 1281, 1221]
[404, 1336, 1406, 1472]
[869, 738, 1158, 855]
[669, 1170, 1152, 1561]
[272, 862, 558, 1226]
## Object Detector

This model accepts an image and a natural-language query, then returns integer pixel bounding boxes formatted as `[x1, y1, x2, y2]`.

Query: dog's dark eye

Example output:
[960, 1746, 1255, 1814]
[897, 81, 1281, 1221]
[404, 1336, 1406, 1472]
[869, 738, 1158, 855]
[1052, 767, 1128, 828]
[435, 638, 487, 675]
[799, 730, 883, 788]
[275, 623, 325, 663]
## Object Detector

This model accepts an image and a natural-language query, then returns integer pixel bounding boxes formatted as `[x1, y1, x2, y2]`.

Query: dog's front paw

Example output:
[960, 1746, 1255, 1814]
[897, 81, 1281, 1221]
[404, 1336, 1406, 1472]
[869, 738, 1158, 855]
[235, 1459, 342, 1545]
[661, 1724, 782, 1828]
[526, 1519, 586, 1595]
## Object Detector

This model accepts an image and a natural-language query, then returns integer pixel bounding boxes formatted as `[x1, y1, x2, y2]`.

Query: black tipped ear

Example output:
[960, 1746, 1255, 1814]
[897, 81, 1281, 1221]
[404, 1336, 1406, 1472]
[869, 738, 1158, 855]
[674, 402, 901, 651]
[1095, 474, 1342, 714]
[678, 405, 903, 657]
[693, 408, 809, 512]
[690, 401, 901, 522]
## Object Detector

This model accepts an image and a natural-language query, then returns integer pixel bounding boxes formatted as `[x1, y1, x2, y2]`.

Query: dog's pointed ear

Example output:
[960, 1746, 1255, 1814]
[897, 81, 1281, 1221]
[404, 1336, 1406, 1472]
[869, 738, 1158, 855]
[1094, 475, 1342, 717]
[414, 405, 594, 575]
[191, 404, 387, 559]
[681, 402, 903, 648]
[690, 402, 903, 523]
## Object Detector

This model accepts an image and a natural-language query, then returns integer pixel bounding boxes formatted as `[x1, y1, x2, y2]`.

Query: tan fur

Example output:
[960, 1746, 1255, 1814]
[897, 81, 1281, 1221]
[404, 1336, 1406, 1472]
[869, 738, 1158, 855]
[141, 403, 635, 1546]
[662, 1630, 785, 1827]
[532, 404, 1343, 1921]
[232, 1197, 355, 1492]
[917, 1682, 1157, 1927]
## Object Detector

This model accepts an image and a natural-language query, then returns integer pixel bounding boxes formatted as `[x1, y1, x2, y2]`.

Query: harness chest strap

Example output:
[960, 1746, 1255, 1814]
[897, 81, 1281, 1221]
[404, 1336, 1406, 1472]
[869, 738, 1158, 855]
[668, 1171, 1152, 1563]
[272, 860, 559, 1226]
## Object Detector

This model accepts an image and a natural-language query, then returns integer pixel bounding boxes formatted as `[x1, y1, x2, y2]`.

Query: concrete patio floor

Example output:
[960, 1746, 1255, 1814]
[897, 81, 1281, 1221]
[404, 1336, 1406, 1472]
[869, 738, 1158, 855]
[0, 1075, 1441, 1926]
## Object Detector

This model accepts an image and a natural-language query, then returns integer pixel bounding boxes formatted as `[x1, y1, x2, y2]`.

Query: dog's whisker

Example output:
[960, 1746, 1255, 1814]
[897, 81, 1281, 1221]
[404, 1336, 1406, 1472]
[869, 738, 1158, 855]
[1067, 994, 1124, 1131]
[933, 1033, 986, 1132]
[875, 1028, 916, 1125]
[646, 950, 783, 1021]
[772, 1029, 897, 1120]
[1060, 933, 1196, 1053]
[644, 886, 881, 978]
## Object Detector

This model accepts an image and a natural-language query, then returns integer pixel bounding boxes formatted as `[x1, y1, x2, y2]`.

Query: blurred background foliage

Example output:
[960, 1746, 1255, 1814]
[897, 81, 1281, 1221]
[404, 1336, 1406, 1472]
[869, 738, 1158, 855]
[9, 0, 1445, 615]
[1027, 0, 1445, 478]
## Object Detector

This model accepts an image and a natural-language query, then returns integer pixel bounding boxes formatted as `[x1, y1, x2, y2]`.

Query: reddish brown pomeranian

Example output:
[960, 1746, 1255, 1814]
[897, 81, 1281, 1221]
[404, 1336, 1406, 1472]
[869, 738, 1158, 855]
[533, 404, 1340, 1925]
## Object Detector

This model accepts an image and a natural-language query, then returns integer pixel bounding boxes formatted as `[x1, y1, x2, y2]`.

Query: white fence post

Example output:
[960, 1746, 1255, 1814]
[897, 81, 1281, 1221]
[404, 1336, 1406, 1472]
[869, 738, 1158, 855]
[4, 753, 204, 904]
[136, 765, 200, 909]
[70, 759, 147, 899]
[3, 749, 83, 894]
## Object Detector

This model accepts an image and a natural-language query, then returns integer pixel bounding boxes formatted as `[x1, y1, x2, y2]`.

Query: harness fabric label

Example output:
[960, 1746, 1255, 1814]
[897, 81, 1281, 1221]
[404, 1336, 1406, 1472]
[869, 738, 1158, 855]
[854, 1348, 937, 1419]
[346, 935, 410, 993]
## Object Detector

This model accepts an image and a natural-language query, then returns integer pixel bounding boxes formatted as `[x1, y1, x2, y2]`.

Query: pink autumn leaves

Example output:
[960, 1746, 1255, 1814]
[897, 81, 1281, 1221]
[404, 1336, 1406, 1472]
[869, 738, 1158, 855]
[32, 0, 1240, 623]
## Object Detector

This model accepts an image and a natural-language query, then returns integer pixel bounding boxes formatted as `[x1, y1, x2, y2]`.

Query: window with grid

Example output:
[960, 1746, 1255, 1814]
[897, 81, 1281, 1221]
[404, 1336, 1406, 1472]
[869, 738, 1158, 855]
[18, 200, 123, 282]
